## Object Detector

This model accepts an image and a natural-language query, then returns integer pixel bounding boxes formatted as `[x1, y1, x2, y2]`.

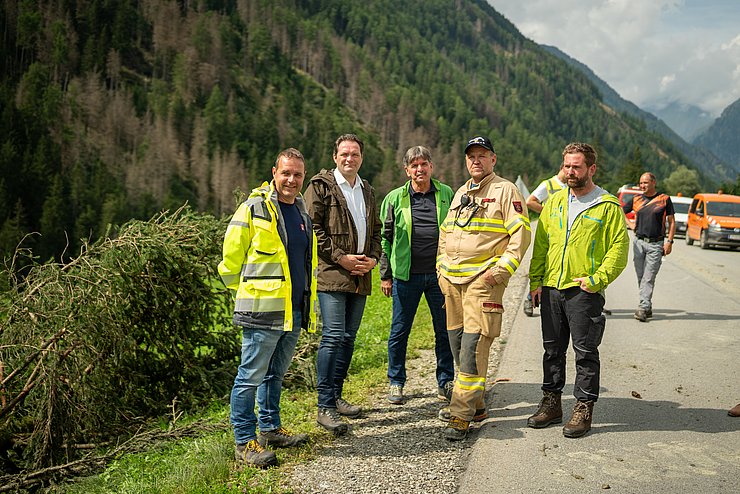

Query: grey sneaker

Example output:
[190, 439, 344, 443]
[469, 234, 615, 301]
[317, 407, 349, 435]
[335, 397, 362, 417]
[437, 381, 454, 403]
[523, 296, 534, 317]
[634, 309, 647, 322]
[388, 384, 405, 405]
[438, 407, 488, 422]
[235, 440, 278, 468]
[258, 426, 309, 448]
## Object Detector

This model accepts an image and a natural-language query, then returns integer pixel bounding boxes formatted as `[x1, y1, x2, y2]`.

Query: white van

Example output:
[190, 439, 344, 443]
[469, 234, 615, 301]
[670, 195, 692, 237]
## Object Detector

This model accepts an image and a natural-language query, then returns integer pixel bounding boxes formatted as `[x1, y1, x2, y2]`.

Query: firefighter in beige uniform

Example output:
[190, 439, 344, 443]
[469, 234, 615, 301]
[437, 136, 531, 440]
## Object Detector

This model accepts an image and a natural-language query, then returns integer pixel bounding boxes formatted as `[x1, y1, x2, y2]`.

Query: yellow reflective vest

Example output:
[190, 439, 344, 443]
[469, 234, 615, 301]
[218, 182, 318, 332]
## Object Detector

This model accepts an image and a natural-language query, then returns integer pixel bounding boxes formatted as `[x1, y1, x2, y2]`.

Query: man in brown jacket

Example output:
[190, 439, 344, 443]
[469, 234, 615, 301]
[304, 134, 382, 435]
[437, 135, 531, 441]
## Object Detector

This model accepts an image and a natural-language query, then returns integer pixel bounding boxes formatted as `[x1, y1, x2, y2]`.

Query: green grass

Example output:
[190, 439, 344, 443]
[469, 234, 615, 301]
[58, 271, 438, 493]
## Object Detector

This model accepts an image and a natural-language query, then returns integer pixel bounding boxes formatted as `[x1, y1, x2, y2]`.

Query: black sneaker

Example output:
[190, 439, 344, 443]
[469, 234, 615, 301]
[438, 407, 488, 422]
[443, 416, 470, 441]
[437, 381, 454, 403]
[335, 397, 362, 417]
[258, 426, 309, 448]
[235, 440, 278, 468]
[317, 407, 349, 435]
[388, 384, 405, 405]
[645, 309, 653, 319]
[634, 309, 647, 322]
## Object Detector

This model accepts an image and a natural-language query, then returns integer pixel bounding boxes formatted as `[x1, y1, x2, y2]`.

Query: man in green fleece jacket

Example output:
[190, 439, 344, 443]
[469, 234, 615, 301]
[528, 142, 629, 439]
[379, 145, 455, 406]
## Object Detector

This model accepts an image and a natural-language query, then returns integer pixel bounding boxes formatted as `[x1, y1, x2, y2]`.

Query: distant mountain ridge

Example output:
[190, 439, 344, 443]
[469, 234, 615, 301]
[648, 101, 714, 142]
[693, 97, 740, 170]
[540, 44, 737, 182]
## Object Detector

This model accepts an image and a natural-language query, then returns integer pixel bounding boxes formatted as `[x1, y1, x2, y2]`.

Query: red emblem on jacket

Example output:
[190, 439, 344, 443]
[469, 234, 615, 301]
[513, 201, 523, 213]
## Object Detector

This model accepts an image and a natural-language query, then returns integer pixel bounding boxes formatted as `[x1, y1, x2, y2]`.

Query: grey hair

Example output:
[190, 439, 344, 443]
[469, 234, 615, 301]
[403, 146, 432, 167]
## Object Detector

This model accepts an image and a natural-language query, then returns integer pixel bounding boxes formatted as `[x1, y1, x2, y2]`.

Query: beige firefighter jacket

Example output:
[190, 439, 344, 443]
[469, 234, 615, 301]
[438, 172, 531, 286]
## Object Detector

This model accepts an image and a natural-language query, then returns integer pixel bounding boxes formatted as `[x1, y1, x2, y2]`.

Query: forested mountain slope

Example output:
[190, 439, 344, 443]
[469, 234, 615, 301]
[0, 0, 711, 260]
[694, 97, 740, 170]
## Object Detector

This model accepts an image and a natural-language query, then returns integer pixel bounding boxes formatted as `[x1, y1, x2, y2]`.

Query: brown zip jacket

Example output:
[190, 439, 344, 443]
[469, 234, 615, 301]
[304, 168, 382, 295]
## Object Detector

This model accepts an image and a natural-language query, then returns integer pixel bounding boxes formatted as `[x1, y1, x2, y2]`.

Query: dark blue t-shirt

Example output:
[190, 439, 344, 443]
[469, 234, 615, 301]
[409, 182, 439, 274]
[279, 201, 308, 311]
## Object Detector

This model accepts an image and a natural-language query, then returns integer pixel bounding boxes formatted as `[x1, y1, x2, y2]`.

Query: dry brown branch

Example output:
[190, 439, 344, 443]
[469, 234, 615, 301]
[1, 328, 67, 388]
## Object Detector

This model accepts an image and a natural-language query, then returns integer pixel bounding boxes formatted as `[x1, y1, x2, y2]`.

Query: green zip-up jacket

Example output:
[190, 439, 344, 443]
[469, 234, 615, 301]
[529, 187, 629, 293]
[379, 178, 453, 281]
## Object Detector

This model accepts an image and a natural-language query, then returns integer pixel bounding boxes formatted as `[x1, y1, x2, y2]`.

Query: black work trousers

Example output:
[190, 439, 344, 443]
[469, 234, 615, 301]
[540, 286, 606, 402]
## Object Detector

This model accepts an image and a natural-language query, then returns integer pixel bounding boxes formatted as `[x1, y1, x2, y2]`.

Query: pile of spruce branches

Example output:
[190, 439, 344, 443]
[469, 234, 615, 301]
[0, 206, 240, 474]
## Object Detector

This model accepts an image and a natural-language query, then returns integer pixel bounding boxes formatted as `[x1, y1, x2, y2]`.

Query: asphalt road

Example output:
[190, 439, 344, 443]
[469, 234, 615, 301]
[458, 232, 740, 493]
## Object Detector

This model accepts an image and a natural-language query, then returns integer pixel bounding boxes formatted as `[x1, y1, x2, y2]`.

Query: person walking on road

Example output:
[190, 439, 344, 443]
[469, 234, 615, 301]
[219, 148, 317, 467]
[528, 142, 629, 439]
[379, 146, 455, 406]
[304, 134, 382, 435]
[522, 165, 567, 317]
[437, 135, 531, 441]
[621, 172, 676, 322]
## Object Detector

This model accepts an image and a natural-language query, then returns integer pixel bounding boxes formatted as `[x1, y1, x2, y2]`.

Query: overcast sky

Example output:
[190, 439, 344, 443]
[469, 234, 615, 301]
[487, 0, 740, 117]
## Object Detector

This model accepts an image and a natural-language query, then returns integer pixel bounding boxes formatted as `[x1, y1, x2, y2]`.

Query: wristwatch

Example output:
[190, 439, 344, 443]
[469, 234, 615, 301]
[665, 239, 674, 244]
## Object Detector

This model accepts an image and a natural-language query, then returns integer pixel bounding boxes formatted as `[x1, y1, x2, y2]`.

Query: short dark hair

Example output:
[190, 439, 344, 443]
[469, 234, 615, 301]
[333, 134, 364, 156]
[403, 146, 432, 167]
[562, 142, 597, 166]
[274, 148, 305, 168]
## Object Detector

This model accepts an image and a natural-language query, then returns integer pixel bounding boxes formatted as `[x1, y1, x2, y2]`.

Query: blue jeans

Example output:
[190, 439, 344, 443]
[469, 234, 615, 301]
[387, 273, 454, 388]
[230, 311, 301, 445]
[316, 291, 367, 408]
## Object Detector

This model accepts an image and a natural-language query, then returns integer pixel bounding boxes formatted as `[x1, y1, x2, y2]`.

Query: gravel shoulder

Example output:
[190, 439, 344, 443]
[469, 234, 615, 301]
[289, 265, 530, 494]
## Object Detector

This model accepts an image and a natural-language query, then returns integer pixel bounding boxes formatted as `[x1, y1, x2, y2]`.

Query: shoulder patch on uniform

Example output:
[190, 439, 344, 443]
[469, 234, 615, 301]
[513, 201, 523, 213]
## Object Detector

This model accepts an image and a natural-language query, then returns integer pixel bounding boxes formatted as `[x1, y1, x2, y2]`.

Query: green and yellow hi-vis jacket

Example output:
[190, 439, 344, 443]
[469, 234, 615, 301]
[218, 181, 318, 332]
[529, 187, 629, 293]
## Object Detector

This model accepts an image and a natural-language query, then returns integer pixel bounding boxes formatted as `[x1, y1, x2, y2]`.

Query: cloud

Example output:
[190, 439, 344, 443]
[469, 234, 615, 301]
[488, 0, 740, 116]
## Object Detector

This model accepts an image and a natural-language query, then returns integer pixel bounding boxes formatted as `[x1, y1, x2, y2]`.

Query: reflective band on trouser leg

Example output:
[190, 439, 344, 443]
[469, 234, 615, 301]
[449, 332, 495, 421]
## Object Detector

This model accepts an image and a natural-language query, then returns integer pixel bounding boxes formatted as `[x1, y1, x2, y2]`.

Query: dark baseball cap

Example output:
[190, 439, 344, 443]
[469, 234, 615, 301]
[464, 136, 495, 154]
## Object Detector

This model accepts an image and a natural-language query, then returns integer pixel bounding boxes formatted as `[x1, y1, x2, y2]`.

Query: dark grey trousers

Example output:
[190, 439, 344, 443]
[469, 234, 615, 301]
[540, 286, 606, 402]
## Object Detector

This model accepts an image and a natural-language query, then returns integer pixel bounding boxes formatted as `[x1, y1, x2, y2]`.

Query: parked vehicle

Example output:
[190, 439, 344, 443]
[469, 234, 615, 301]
[685, 193, 740, 249]
[670, 195, 692, 238]
[617, 185, 642, 229]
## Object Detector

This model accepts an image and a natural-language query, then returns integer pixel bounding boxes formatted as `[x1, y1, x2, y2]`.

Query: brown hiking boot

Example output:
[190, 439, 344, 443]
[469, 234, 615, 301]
[235, 440, 278, 468]
[443, 416, 470, 441]
[527, 391, 562, 429]
[258, 426, 309, 448]
[563, 400, 594, 438]
[335, 397, 362, 417]
[317, 407, 349, 435]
